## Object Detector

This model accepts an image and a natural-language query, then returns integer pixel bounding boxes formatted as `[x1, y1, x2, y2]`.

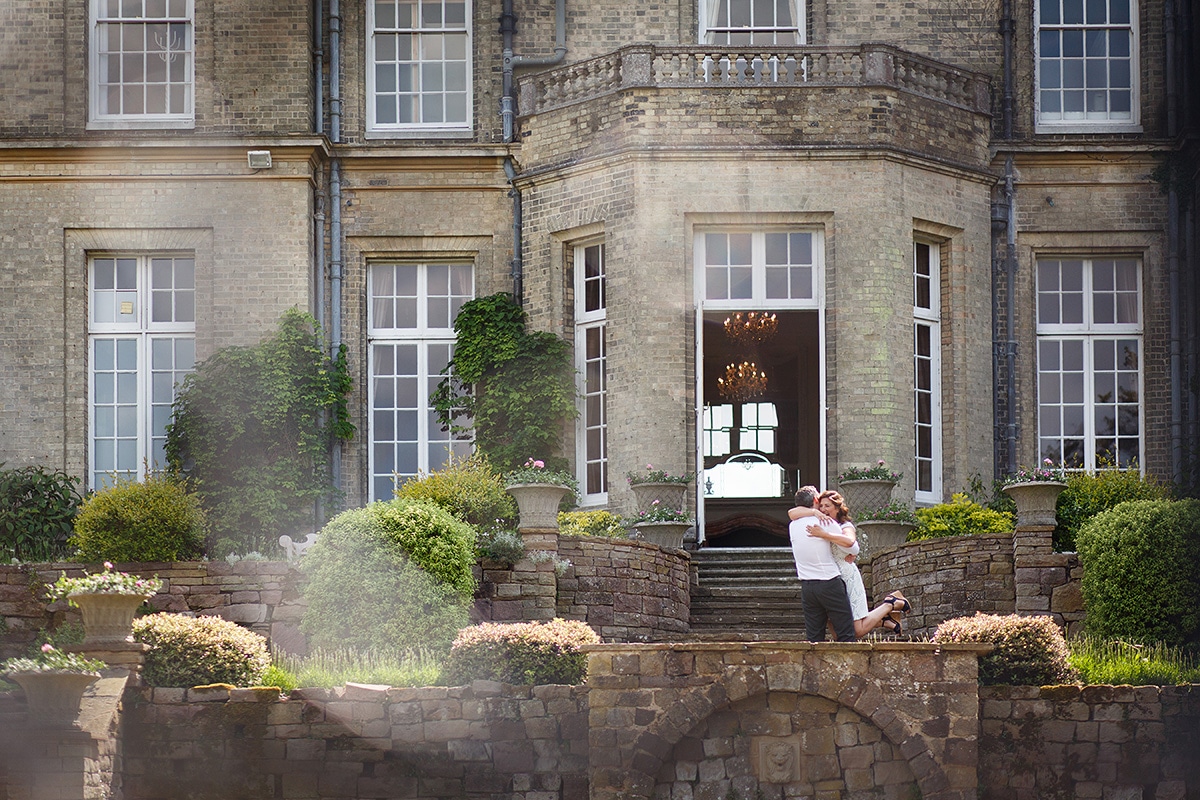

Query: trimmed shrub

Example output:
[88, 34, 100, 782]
[70, 474, 205, 562]
[909, 494, 1014, 541]
[1054, 468, 1172, 552]
[558, 510, 628, 538]
[441, 618, 600, 686]
[0, 464, 84, 561]
[301, 499, 477, 654]
[932, 612, 1078, 686]
[133, 613, 270, 687]
[392, 453, 516, 529]
[477, 529, 525, 565]
[1076, 498, 1200, 647]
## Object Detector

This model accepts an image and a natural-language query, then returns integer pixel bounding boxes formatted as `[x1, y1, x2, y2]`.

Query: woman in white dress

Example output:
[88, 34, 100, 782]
[790, 490, 910, 637]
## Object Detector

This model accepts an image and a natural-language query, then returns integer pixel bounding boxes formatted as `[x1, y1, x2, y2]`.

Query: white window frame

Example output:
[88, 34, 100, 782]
[1036, 256, 1143, 470]
[699, 0, 805, 44]
[574, 242, 608, 505]
[695, 229, 824, 310]
[366, 0, 473, 138]
[88, 0, 195, 130]
[913, 239, 942, 504]
[88, 254, 195, 489]
[1034, 0, 1139, 133]
[367, 261, 474, 500]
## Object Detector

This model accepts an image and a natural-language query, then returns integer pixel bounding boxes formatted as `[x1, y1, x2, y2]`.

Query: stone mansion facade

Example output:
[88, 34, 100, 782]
[1, 0, 1197, 543]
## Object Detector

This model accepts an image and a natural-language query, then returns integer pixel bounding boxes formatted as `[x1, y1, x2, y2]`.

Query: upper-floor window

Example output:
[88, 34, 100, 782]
[701, 0, 804, 44]
[1036, 0, 1138, 131]
[89, 0, 195, 129]
[368, 0, 472, 135]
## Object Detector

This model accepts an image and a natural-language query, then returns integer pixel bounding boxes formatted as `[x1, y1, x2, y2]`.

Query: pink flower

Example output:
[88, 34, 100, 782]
[104, 561, 114, 571]
[877, 459, 886, 466]
[533, 460, 545, 468]
[646, 463, 653, 470]
[41, 643, 54, 653]
[1043, 458, 1053, 466]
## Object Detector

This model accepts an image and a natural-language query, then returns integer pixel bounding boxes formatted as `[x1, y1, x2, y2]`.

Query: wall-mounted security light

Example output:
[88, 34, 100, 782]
[247, 150, 273, 169]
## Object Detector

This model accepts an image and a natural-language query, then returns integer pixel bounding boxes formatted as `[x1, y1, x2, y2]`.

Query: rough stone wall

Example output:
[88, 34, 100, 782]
[979, 684, 1200, 799]
[115, 682, 590, 800]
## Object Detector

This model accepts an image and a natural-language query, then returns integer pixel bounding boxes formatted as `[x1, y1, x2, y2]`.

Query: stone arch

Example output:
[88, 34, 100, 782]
[616, 663, 953, 800]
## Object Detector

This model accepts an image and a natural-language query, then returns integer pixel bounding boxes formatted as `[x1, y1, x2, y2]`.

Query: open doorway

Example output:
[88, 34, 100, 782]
[700, 310, 821, 546]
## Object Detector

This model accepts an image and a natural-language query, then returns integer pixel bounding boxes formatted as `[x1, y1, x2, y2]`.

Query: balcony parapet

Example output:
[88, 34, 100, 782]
[519, 43, 991, 120]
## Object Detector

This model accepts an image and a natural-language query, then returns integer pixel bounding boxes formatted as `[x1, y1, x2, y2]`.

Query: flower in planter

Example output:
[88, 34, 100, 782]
[854, 501, 920, 525]
[837, 460, 903, 483]
[504, 458, 579, 493]
[46, 562, 163, 604]
[2, 644, 105, 675]
[632, 500, 694, 525]
[1003, 458, 1067, 486]
[625, 464, 695, 486]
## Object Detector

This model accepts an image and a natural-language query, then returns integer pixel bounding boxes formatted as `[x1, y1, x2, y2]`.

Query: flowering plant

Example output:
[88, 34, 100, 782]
[2, 644, 105, 675]
[1003, 458, 1067, 486]
[46, 562, 163, 603]
[625, 464, 695, 485]
[837, 460, 903, 483]
[854, 501, 919, 525]
[504, 459, 579, 493]
[632, 501, 694, 525]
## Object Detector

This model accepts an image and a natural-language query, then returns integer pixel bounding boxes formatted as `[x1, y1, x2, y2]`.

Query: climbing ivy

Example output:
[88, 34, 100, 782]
[165, 308, 355, 555]
[432, 294, 577, 472]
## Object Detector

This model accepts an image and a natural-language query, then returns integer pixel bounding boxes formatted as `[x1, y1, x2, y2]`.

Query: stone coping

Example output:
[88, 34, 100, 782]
[583, 640, 994, 654]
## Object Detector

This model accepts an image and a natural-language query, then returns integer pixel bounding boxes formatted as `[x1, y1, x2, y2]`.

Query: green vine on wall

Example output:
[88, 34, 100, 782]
[165, 308, 355, 554]
[432, 294, 577, 472]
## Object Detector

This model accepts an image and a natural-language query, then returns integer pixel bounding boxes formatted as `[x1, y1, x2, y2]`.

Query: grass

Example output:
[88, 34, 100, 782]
[1067, 635, 1200, 686]
[263, 646, 444, 690]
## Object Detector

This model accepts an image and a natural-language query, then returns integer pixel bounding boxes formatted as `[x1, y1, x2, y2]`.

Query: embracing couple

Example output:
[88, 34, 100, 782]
[787, 485, 912, 642]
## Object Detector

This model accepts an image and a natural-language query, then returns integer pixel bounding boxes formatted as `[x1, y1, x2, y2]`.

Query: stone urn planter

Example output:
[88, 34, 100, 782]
[8, 671, 100, 728]
[629, 482, 688, 513]
[835, 479, 896, 516]
[1002, 481, 1066, 527]
[631, 521, 691, 549]
[70, 592, 147, 646]
[854, 520, 916, 555]
[507, 483, 571, 530]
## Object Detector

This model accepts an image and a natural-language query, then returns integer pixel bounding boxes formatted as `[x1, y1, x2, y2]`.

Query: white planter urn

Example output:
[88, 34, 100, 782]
[70, 592, 148, 646]
[9, 671, 100, 728]
[507, 483, 570, 530]
[1003, 481, 1067, 527]
[835, 479, 896, 516]
[629, 482, 688, 513]
[631, 521, 692, 550]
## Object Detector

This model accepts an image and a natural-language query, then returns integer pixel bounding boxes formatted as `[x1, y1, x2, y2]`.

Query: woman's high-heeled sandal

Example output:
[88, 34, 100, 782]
[883, 594, 912, 614]
[881, 617, 902, 635]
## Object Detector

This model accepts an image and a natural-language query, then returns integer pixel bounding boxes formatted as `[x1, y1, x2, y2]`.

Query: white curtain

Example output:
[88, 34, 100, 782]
[702, 0, 725, 42]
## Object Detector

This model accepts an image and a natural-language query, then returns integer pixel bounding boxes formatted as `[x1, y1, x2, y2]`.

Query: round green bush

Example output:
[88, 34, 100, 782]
[909, 493, 1014, 542]
[300, 498, 477, 654]
[441, 618, 600, 686]
[133, 613, 270, 687]
[392, 453, 516, 529]
[1054, 468, 1172, 552]
[1076, 498, 1200, 648]
[932, 612, 1078, 686]
[70, 474, 205, 562]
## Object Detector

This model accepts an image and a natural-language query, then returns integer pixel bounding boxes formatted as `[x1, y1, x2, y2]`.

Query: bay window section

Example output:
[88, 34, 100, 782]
[575, 243, 608, 502]
[89, 255, 195, 488]
[1037, 257, 1142, 469]
[369, 262, 473, 499]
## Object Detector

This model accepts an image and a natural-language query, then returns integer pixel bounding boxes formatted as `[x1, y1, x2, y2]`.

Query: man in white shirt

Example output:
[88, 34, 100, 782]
[788, 485, 856, 641]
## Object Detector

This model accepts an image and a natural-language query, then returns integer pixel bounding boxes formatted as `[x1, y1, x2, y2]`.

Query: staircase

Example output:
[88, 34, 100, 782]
[688, 547, 808, 638]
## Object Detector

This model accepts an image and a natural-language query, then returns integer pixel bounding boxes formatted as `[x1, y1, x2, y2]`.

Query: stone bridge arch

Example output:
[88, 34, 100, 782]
[584, 641, 991, 800]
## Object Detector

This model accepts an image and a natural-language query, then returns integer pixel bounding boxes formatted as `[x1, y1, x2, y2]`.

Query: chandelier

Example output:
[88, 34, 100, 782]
[723, 311, 778, 345]
[717, 360, 768, 402]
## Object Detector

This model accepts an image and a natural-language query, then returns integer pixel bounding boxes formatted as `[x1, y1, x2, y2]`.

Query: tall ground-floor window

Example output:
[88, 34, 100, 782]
[368, 261, 473, 499]
[575, 242, 607, 502]
[913, 239, 942, 502]
[1036, 256, 1142, 469]
[89, 254, 195, 488]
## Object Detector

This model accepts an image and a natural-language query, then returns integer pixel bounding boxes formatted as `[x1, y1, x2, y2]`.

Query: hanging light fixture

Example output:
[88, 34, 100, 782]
[723, 311, 778, 345]
[717, 360, 768, 402]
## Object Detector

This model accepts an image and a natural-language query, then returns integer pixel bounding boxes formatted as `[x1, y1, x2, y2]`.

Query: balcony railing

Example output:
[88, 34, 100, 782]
[518, 43, 991, 118]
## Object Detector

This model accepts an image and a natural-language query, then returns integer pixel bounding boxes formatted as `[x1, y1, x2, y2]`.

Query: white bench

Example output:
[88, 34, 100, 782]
[278, 532, 319, 562]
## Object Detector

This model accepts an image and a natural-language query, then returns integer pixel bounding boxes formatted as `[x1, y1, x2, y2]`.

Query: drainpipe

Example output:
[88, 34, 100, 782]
[500, 0, 567, 143]
[313, 0, 326, 327]
[329, 0, 344, 491]
[503, 157, 523, 303]
[1165, 0, 1183, 482]
[991, 191, 1007, 478]
[1004, 156, 1018, 475]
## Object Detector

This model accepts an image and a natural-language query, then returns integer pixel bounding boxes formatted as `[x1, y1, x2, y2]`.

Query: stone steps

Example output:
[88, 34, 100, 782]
[689, 547, 807, 634]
